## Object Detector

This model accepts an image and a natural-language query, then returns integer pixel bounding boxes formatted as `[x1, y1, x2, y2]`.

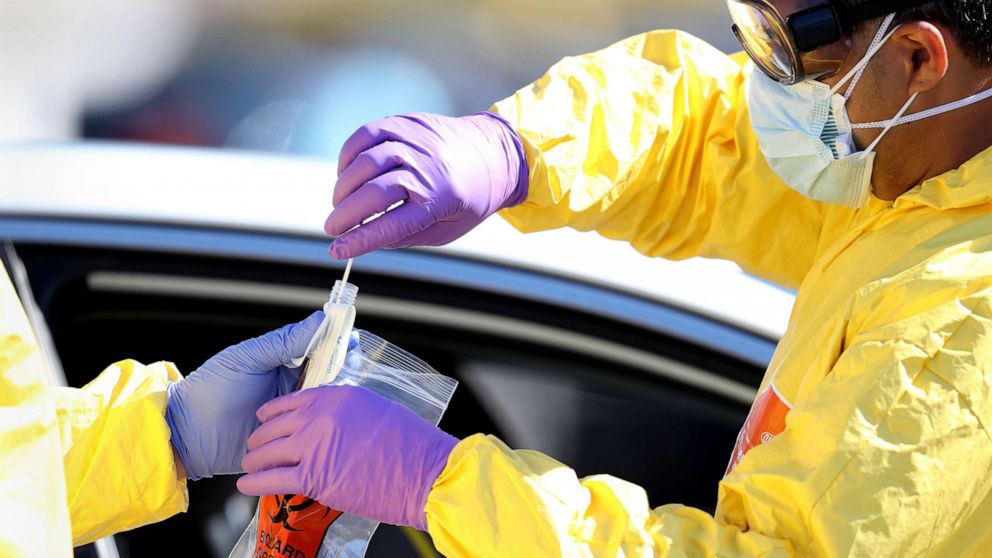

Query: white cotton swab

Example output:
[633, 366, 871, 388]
[301, 260, 358, 389]
[337, 258, 354, 302]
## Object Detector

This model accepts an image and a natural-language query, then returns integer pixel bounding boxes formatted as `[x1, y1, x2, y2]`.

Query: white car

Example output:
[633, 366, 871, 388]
[0, 143, 794, 558]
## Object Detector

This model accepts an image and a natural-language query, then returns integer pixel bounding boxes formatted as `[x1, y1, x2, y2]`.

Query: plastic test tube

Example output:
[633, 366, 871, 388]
[301, 279, 358, 389]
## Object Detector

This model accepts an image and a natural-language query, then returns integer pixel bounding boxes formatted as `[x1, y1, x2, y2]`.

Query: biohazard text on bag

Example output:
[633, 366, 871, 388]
[252, 495, 344, 558]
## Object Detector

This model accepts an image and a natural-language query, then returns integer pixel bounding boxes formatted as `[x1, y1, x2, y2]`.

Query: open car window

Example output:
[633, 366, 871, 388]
[2, 219, 774, 558]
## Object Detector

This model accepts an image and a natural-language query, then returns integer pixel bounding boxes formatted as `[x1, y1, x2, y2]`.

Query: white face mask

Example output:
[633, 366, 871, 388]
[748, 13, 992, 207]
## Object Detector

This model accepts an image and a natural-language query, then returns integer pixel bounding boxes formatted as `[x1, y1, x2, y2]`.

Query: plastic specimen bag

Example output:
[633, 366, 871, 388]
[229, 285, 457, 558]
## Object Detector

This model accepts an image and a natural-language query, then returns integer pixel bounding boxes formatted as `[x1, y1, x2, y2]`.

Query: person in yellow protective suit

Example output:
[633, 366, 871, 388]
[0, 259, 322, 557]
[237, 0, 992, 556]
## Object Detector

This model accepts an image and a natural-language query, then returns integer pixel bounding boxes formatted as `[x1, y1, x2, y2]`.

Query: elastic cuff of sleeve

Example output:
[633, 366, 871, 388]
[477, 111, 530, 208]
[164, 381, 200, 481]
[413, 431, 460, 531]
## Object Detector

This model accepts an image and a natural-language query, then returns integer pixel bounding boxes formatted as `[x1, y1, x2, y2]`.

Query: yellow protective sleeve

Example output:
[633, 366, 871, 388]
[493, 30, 839, 290]
[424, 282, 992, 557]
[1, 262, 188, 554]
[426, 435, 792, 557]
[52, 359, 189, 546]
[0, 265, 73, 557]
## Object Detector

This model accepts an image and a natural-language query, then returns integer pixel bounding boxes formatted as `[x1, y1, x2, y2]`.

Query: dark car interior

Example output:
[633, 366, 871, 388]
[6, 227, 768, 558]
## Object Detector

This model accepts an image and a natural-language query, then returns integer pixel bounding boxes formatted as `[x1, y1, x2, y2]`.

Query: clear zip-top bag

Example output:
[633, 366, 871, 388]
[229, 280, 457, 558]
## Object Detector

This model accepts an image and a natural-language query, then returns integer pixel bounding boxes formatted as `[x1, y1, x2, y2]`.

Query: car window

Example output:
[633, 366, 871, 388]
[11, 238, 762, 558]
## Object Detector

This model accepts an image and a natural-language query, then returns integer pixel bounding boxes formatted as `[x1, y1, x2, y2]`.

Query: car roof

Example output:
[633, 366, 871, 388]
[0, 142, 795, 338]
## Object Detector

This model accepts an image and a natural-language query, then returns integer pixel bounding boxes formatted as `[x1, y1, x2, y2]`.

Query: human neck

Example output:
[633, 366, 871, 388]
[871, 92, 992, 200]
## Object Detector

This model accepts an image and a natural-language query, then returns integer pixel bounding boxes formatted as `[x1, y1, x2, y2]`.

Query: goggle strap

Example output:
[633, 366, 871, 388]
[853, 86, 992, 129]
[837, 0, 933, 31]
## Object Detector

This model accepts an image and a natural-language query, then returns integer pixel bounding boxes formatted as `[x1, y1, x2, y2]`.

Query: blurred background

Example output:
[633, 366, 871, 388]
[1, 2, 758, 557]
[0, 0, 738, 156]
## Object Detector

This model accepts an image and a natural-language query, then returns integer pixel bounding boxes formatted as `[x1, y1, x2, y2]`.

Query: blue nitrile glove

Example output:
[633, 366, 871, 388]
[166, 311, 324, 480]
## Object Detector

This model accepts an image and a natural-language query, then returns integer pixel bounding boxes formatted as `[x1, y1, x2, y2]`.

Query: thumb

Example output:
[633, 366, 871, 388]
[330, 202, 436, 259]
[221, 311, 325, 374]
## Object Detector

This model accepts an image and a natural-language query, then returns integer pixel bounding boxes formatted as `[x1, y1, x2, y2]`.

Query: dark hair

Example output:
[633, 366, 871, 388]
[842, 1, 992, 66]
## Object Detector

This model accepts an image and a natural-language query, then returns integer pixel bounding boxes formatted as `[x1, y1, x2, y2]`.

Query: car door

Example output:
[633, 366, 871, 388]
[0, 216, 772, 558]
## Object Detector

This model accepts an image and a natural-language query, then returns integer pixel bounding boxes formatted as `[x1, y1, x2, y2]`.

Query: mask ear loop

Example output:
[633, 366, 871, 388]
[828, 13, 898, 98]
[857, 92, 920, 158]
[853, 86, 992, 129]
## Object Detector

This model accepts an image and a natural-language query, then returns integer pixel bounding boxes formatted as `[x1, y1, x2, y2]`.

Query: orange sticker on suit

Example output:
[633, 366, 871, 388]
[725, 384, 791, 476]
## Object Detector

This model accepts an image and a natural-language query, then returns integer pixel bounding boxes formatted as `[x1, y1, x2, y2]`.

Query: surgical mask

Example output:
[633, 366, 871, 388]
[748, 13, 992, 207]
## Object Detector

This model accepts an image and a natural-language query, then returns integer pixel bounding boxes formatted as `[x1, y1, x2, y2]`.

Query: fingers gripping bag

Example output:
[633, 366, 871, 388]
[230, 280, 457, 558]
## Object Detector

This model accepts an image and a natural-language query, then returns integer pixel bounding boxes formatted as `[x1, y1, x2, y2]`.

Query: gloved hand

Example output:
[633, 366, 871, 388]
[325, 112, 529, 259]
[166, 311, 324, 480]
[236, 385, 459, 531]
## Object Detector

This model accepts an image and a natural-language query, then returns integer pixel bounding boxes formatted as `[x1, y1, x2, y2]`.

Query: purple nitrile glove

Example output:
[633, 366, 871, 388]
[236, 385, 459, 531]
[325, 111, 529, 259]
[166, 311, 324, 481]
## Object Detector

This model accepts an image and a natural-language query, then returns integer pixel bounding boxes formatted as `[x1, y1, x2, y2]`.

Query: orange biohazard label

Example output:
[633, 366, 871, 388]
[253, 494, 343, 558]
[725, 383, 791, 476]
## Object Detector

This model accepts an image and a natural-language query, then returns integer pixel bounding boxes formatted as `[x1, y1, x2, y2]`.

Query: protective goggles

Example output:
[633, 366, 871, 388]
[727, 0, 933, 84]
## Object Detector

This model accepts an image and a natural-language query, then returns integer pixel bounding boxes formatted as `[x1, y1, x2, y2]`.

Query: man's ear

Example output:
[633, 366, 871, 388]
[890, 20, 949, 94]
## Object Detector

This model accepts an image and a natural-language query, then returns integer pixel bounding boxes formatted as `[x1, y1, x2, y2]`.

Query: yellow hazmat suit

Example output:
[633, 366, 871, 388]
[0, 264, 187, 557]
[424, 30, 992, 557]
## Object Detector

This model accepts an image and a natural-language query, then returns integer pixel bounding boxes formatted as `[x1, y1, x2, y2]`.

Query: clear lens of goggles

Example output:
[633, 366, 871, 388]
[727, 0, 797, 83]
